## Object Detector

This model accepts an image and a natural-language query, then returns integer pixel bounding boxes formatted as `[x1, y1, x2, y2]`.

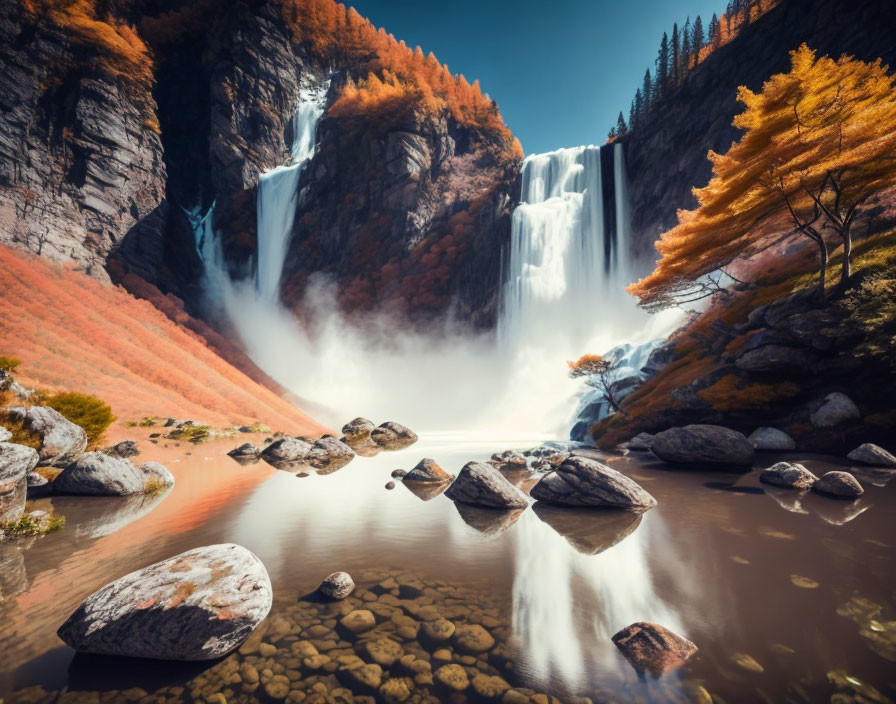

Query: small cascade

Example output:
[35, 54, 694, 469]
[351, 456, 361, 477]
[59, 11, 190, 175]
[255, 81, 330, 302]
[499, 143, 636, 359]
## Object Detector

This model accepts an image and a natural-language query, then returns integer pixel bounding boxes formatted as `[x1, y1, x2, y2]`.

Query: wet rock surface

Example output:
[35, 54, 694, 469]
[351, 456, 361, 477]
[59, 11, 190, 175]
[444, 461, 529, 509]
[308, 436, 356, 471]
[749, 427, 797, 451]
[57, 544, 272, 660]
[54, 452, 156, 496]
[261, 437, 313, 464]
[371, 423, 418, 451]
[759, 462, 819, 490]
[813, 471, 865, 500]
[810, 392, 861, 429]
[318, 572, 355, 601]
[228, 442, 262, 459]
[847, 443, 896, 468]
[404, 458, 453, 483]
[106, 440, 140, 459]
[0, 442, 39, 522]
[612, 622, 698, 677]
[530, 456, 657, 511]
[342, 418, 376, 444]
[5, 407, 87, 467]
[627, 433, 655, 452]
[651, 424, 755, 468]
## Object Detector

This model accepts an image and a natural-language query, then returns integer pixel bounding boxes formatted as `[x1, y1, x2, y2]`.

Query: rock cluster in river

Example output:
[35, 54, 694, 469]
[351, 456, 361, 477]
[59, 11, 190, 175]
[404, 458, 453, 483]
[54, 452, 174, 496]
[759, 462, 819, 490]
[444, 461, 529, 509]
[370, 422, 418, 451]
[58, 544, 273, 660]
[5, 406, 87, 467]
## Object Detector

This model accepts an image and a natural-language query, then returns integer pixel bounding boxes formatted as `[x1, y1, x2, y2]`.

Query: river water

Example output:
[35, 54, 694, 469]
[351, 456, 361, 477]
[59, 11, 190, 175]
[1, 429, 894, 703]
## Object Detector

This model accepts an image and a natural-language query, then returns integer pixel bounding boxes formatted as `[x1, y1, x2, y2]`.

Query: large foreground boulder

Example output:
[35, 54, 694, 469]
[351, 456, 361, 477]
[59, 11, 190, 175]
[444, 461, 528, 509]
[810, 392, 860, 429]
[5, 406, 87, 466]
[54, 452, 173, 496]
[651, 425, 754, 468]
[370, 422, 418, 450]
[759, 462, 818, 490]
[612, 622, 698, 677]
[530, 456, 656, 511]
[847, 443, 896, 468]
[748, 427, 796, 451]
[813, 471, 864, 500]
[260, 437, 312, 463]
[404, 458, 453, 483]
[57, 544, 272, 660]
[0, 442, 39, 523]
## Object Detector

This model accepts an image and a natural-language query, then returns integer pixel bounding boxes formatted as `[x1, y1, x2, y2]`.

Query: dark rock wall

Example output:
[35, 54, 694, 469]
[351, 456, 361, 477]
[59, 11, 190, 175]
[623, 0, 896, 265]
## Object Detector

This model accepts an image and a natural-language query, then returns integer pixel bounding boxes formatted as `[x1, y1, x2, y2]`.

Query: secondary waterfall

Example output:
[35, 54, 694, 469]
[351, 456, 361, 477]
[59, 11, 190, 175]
[499, 142, 638, 360]
[256, 81, 330, 302]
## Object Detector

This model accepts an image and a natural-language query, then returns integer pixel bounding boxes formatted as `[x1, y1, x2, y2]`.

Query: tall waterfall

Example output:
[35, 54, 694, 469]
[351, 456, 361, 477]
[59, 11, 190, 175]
[499, 142, 638, 360]
[256, 81, 330, 301]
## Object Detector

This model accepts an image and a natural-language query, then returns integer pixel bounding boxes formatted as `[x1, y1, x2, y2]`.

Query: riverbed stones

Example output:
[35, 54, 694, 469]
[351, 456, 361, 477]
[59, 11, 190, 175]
[444, 461, 529, 509]
[612, 622, 698, 677]
[813, 471, 864, 499]
[342, 417, 376, 443]
[308, 436, 355, 470]
[453, 624, 495, 653]
[627, 433, 655, 451]
[530, 456, 657, 511]
[651, 425, 755, 468]
[228, 442, 261, 459]
[434, 664, 469, 691]
[421, 618, 456, 645]
[759, 462, 818, 490]
[340, 610, 377, 635]
[319, 572, 355, 600]
[490, 450, 528, 471]
[0, 442, 39, 522]
[404, 458, 453, 483]
[847, 443, 896, 468]
[364, 637, 404, 666]
[472, 674, 511, 699]
[57, 543, 272, 660]
[5, 406, 87, 466]
[371, 422, 418, 450]
[749, 427, 797, 451]
[261, 437, 312, 463]
[810, 392, 861, 429]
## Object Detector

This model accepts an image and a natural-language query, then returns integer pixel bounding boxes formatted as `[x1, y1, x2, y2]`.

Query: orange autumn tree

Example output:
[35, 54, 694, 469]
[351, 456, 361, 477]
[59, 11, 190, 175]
[567, 354, 625, 416]
[630, 45, 896, 308]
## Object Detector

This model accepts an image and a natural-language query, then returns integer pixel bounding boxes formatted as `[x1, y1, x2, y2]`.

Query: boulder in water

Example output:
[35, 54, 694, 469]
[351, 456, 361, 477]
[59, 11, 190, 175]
[318, 572, 355, 600]
[260, 437, 312, 463]
[810, 392, 860, 429]
[847, 443, 896, 468]
[813, 471, 864, 499]
[612, 622, 698, 676]
[371, 422, 418, 450]
[0, 442, 39, 523]
[748, 427, 796, 451]
[54, 452, 159, 496]
[139, 462, 175, 489]
[489, 450, 528, 471]
[5, 406, 87, 467]
[444, 461, 528, 509]
[341, 418, 375, 443]
[107, 440, 140, 458]
[627, 433, 655, 452]
[404, 457, 453, 483]
[530, 456, 656, 511]
[57, 543, 272, 660]
[228, 442, 261, 459]
[759, 462, 818, 490]
[651, 425, 754, 468]
[308, 436, 355, 470]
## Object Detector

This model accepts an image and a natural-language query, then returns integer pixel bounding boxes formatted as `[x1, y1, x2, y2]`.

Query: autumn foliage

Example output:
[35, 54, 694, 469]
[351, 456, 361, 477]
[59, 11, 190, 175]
[630, 46, 896, 308]
[0, 245, 326, 434]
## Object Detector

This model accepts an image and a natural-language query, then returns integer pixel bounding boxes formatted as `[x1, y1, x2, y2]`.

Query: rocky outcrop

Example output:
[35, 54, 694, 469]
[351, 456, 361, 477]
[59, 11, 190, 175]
[0, 2, 164, 278]
[370, 422, 418, 451]
[759, 462, 818, 490]
[847, 443, 896, 468]
[749, 427, 796, 451]
[651, 425, 755, 468]
[54, 452, 171, 496]
[5, 406, 87, 467]
[813, 471, 864, 499]
[0, 442, 39, 523]
[530, 456, 656, 511]
[611, 622, 698, 677]
[444, 461, 529, 509]
[404, 458, 453, 483]
[57, 544, 272, 660]
[307, 436, 355, 471]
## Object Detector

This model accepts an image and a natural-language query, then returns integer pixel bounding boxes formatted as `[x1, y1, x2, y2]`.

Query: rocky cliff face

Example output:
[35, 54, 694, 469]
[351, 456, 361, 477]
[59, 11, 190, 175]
[0, 1, 165, 280]
[622, 0, 896, 263]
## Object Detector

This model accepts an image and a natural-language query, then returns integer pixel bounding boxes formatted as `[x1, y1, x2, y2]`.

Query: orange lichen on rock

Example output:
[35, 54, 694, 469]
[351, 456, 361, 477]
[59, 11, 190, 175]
[0, 245, 326, 434]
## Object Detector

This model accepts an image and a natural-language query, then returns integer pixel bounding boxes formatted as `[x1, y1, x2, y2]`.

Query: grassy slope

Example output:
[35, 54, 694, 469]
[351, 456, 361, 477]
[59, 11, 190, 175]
[0, 245, 327, 433]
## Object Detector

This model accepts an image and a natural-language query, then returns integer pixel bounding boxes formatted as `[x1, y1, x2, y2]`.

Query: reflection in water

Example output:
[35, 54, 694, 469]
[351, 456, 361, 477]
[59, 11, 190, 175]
[532, 503, 642, 555]
[402, 479, 449, 502]
[512, 510, 683, 694]
[454, 503, 525, 539]
[72, 489, 172, 539]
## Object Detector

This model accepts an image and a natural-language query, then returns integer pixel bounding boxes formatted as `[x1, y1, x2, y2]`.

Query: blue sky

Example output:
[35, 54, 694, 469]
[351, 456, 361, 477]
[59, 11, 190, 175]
[348, 0, 728, 155]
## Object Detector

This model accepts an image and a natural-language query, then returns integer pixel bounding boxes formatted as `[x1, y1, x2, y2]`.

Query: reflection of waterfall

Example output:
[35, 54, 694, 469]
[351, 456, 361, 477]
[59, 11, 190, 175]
[499, 144, 639, 358]
[512, 510, 683, 694]
[256, 84, 329, 301]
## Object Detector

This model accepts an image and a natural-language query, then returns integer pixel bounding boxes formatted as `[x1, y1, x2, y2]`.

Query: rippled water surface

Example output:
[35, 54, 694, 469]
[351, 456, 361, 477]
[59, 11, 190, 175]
[1, 430, 895, 703]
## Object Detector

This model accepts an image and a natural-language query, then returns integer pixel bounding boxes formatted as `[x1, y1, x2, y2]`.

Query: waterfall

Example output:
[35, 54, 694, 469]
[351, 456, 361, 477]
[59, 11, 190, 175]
[498, 144, 637, 360]
[255, 81, 330, 302]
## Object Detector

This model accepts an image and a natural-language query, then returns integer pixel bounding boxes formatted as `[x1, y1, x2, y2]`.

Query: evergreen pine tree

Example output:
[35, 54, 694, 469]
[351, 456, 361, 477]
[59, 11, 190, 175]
[631, 88, 643, 128]
[692, 15, 705, 66]
[671, 22, 681, 86]
[642, 68, 653, 110]
[681, 17, 692, 76]
[656, 32, 670, 99]
[709, 13, 721, 47]
[615, 112, 628, 137]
